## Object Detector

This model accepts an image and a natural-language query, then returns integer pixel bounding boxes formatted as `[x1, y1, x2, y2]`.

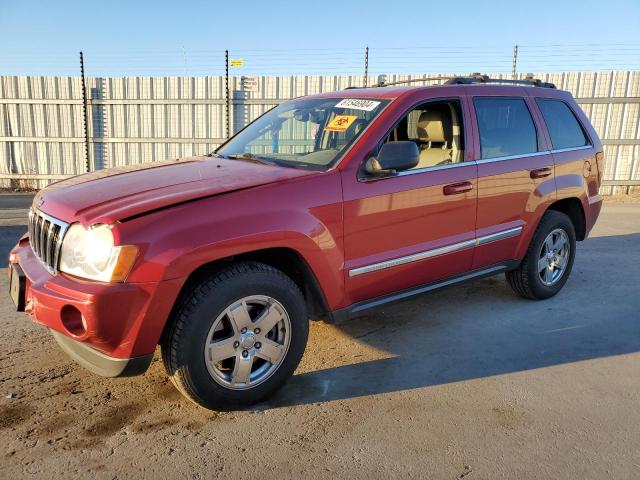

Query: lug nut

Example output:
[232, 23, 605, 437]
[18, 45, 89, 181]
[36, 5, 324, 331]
[233, 341, 240, 348]
[240, 327, 247, 334]
[255, 342, 261, 349]
[242, 350, 248, 358]
[254, 328, 261, 334]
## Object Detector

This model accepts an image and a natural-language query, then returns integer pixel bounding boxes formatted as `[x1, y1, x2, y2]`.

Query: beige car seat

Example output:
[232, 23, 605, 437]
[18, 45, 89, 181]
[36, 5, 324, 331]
[416, 110, 453, 168]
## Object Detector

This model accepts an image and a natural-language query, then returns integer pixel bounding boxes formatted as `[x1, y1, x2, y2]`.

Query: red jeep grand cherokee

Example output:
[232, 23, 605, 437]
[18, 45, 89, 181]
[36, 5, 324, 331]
[8, 75, 603, 409]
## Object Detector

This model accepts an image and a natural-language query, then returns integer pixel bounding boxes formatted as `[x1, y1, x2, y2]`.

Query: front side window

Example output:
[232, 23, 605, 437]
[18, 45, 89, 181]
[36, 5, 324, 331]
[536, 99, 589, 150]
[217, 97, 388, 170]
[474, 97, 538, 159]
[380, 100, 465, 169]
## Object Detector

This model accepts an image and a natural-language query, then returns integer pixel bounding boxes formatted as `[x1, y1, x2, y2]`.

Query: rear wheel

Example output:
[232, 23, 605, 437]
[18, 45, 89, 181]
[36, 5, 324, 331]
[162, 262, 308, 410]
[506, 210, 576, 300]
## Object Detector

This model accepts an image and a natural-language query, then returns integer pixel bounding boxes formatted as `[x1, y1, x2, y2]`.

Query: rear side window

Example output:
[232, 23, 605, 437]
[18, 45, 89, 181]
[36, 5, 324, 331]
[536, 99, 589, 150]
[474, 97, 538, 159]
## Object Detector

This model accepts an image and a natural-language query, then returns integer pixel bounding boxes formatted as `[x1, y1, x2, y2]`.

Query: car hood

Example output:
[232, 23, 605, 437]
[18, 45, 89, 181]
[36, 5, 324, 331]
[35, 156, 319, 226]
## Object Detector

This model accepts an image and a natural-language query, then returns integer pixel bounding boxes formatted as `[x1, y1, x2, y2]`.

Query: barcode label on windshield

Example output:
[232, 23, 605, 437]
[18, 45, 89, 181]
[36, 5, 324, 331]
[335, 99, 381, 111]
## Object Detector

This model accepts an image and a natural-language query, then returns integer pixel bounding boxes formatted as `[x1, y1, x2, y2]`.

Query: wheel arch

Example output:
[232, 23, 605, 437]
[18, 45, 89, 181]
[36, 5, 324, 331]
[546, 197, 586, 241]
[160, 247, 333, 345]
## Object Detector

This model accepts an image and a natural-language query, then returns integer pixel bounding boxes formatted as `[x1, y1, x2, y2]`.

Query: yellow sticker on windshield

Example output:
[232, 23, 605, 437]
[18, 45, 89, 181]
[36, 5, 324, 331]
[325, 115, 358, 132]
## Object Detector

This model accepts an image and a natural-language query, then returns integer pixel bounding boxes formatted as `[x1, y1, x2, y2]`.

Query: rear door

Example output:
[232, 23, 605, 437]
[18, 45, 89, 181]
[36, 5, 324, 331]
[470, 90, 556, 269]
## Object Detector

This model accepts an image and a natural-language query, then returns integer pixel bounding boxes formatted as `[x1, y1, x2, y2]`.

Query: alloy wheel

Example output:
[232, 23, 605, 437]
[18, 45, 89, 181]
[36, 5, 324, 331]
[204, 295, 291, 390]
[537, 228, 570, 286]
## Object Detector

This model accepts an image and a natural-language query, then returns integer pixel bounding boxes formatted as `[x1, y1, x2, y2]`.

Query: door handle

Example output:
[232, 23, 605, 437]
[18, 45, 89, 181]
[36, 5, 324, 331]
[530, 167, 552, 179]
[443, 181, 473, 195]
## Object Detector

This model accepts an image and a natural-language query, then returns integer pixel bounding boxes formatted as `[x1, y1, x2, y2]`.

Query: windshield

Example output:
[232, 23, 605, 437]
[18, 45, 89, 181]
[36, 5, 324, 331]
[216, 97, 389, 170]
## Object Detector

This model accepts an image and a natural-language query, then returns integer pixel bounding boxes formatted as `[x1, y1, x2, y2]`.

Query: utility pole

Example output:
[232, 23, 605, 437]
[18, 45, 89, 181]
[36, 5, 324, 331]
[512, 44, 518, 79]
[225, 50, 230, 139]
[364, 46, 369, 87]
[79, 51, 90, 172]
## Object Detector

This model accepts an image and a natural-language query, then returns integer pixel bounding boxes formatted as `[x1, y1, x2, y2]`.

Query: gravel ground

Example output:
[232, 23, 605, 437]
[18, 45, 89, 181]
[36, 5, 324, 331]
[0, 196, 639, 479]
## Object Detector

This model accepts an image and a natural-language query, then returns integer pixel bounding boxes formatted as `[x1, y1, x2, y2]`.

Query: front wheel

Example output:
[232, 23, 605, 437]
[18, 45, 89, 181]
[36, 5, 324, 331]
[161, 262, 308, 410]
[506, 210, 576, 300]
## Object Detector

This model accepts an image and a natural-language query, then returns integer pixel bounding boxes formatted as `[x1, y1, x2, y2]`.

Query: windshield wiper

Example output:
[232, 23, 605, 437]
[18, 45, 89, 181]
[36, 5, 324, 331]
[223, 153, 276, 166]
[221, 153, 312, 170]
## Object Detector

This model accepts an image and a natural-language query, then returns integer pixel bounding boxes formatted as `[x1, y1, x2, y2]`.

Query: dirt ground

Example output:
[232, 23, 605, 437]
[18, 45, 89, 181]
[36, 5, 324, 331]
[1, 196, 639, 479]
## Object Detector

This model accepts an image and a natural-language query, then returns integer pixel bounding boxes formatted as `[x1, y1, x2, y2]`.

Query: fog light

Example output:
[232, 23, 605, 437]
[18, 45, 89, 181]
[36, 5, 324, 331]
[60, 305, 86, 336]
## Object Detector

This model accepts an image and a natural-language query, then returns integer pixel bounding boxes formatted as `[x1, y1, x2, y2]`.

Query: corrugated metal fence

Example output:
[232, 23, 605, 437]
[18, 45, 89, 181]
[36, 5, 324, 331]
[1, 71, 639, 193]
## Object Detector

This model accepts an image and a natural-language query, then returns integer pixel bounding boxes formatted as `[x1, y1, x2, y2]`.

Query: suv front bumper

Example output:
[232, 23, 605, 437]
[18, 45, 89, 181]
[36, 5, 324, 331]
[50, 329, 152, 377]
[8, 236, 184, 377]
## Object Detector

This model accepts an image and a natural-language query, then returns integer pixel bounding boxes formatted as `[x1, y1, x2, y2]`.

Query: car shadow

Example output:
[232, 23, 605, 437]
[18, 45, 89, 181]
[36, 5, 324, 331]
[0, 194, 32, 259]
[264, 232, 640, 409]
[0, 226, 27, 259]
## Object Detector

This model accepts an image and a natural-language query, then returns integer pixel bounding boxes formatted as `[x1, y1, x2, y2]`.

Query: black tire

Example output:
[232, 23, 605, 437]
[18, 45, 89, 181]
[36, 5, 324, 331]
[161, 261, 308, 410]
[506, 210, 576, 300]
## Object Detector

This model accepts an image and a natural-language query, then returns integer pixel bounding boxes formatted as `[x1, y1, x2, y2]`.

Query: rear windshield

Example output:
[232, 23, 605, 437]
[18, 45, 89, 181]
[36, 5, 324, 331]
[216, 98, 389, 170]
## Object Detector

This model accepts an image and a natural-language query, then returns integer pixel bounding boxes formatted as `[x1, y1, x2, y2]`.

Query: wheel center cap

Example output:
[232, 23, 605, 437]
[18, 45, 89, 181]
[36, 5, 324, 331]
[240, 332, 256, 350]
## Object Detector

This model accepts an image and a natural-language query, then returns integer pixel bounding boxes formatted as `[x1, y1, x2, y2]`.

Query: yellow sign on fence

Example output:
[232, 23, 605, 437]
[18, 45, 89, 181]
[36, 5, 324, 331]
[229, 59, 244, 67]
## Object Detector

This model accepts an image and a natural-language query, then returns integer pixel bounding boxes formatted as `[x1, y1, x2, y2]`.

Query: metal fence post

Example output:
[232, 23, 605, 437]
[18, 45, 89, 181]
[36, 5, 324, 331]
[225, 50, 230, 139]
[80, 51, 91, 172]
[512, 44, 518, 79]
[364, 46, 369, 87]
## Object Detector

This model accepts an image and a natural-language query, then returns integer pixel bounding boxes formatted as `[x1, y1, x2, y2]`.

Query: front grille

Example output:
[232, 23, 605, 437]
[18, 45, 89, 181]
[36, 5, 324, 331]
[27, 209, 69, 273]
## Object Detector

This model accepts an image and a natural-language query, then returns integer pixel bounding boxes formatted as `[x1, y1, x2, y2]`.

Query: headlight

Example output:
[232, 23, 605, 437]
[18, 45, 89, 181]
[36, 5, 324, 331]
[59, 223, 138, 282]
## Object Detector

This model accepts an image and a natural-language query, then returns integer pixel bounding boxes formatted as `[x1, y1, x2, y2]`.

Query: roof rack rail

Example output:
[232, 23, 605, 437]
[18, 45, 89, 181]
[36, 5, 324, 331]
[374, 76, 455, 87]
[444, 73, 556, 88]
[371, 73, 556, 89]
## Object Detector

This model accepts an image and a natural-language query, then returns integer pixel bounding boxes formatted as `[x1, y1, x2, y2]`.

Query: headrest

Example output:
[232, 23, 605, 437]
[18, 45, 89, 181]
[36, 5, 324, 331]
[417, 110, 447, 143]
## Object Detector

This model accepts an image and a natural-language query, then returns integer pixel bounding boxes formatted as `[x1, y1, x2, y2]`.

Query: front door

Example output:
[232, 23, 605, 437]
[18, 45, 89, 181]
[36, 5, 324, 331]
[341, 98, 478, 304]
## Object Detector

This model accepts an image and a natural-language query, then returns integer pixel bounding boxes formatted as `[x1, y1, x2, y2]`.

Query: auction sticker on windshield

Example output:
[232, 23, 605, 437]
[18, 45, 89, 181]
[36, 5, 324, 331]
[335, 99, 381, 111]
[325, 115, 358, 132]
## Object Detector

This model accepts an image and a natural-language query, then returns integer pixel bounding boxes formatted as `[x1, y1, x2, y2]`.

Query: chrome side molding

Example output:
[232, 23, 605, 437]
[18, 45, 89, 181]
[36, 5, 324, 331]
[349, 226, 523, 277]
[476, 226, 523, 246]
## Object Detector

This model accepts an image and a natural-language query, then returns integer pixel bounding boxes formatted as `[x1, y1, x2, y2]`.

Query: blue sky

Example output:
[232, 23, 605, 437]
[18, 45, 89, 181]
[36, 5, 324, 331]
[1, 0, 639, 76]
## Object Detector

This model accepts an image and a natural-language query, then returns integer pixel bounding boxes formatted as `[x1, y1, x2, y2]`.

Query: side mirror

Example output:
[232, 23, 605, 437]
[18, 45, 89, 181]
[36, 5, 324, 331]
[364, 141, 419, 176]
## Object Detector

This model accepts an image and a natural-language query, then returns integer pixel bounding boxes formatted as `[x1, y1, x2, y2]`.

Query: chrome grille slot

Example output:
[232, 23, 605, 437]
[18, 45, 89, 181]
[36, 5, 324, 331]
[27, 208, 69, 273]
